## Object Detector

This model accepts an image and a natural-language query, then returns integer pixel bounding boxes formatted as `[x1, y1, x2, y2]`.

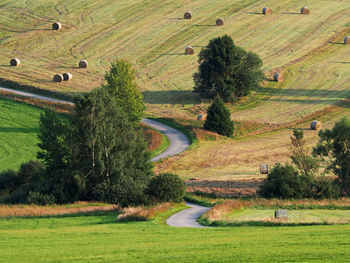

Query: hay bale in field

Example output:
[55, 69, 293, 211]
[53, 74, 63, 83]
[79, 60, 88, 68]
[185, 46, 194, 55]
[275, 209, 288, 219]
[260, 164, 269, 174]
[262, 7, 272, 15]
[52, 22, 62, 30]
[197, 114, 203, 121]
[301, 7, 310, 15]
[344, 36, 350, 45]
[63, 72, 72, 81]
[216, 18, 224, 26]
[184, 11, 192, 19]
[10, 58, 21, 66]
[310, 121, 322, 130]
[273, 72, 284, 82]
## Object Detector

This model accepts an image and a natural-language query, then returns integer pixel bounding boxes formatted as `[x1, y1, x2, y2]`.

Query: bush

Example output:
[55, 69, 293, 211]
[259, 163, 312, 199]
[204, 96, 234, 137]
[0, 170, 19, 195]
[18, 160, 45, 184]
[147, 173, 185, 203]
[26, 191, 56, 205]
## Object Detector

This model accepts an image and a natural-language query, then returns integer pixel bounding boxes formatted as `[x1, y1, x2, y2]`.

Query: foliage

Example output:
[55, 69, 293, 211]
[37, 109, 70, 171]
[26, 191, 56, 205]
[259, 163, 312, 199]
[71, 87, 153, 207]
[204, 96, 234, 137]
[289, 129, 319, 176]
[103, 60, 145, 123]
[147, 173, 185, 203]
[193, 35, 263, 102]
[313, 118, 350, 196]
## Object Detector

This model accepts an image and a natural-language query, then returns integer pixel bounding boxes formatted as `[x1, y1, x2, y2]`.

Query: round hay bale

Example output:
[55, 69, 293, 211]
[63, 72, 72, 81]
[53, 74, 63, 83]
[79, 60, 88, 69]
[301, 7, 310, 15]
[52, 22, 62, 30]
[262, 7, 272, 15]
[216, 18, 224, 26]
[344, 36, 350, 45]
[10, 58, 21, 66]
[310, 121, 322, 130]
[260, 164, 269, 174]
[184, 11, 192, 19]
[273, 72, 284, 82]
[185, 46, 194, 55]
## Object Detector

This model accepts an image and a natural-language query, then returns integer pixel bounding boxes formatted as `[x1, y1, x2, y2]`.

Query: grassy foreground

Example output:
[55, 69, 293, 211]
[0, 205, 350, 262]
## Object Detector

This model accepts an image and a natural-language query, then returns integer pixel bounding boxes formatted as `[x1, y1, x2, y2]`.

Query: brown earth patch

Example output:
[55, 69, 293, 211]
[185, 179, 264, 197]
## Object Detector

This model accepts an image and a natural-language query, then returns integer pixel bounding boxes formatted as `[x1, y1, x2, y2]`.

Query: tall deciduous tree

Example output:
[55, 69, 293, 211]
[104, 59, 145, 123]
[71, 88, 153, 206]
[193, 35, 263, 102]
[313, 118, 350, 196]
[204, 96, 234, 137]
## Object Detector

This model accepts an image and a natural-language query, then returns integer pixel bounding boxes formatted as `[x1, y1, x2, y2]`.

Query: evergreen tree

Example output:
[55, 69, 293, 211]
[104, 59, 145, 123]
[37, 109, 69, 171]
[193, 35, 263, 102]
[204, 96, 234, 137]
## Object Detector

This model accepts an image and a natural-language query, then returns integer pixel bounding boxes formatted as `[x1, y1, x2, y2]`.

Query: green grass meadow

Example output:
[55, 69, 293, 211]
[0, 97, 42, 170]
[0, 206, 350, 262]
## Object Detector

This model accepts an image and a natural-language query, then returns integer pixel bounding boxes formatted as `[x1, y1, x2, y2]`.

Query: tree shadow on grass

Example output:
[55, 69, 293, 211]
[0, 127, 39, 133]
[283, 12, 301, 15]
[160, 53, 186, 56]
[329, 42, 345, 45]
[142, 90, 201, 105]
[191, 24, 216, 27]
[247, 12, 264, 15]
[162, 17, 184, 20]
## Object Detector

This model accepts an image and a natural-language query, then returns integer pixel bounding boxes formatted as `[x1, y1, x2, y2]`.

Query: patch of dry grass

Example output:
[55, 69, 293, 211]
[0, 202, 117, 217]
[117, 202, 174, 222]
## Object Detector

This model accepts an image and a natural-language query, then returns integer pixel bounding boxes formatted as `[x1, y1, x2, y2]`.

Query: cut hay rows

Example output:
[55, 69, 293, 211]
[1, 0, 350, 180]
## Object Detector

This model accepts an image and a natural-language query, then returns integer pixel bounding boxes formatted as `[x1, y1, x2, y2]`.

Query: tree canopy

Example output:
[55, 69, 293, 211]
[193, 35, 263, 102]
[103, 59, 145, 123]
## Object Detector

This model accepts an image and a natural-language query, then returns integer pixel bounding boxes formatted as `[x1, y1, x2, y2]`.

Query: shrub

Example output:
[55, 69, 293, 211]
[0, 170, 19, 195]
[147, 173, 185, 203]
[26, 191, 56, 205]
[18, 160, 45, 184]
[259, 163, 312, 199]
[204, 96, 234, 137]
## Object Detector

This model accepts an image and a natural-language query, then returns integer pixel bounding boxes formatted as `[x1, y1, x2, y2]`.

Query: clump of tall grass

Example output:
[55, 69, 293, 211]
[0, 202, 117, 217]
[117, 203, 174, 222]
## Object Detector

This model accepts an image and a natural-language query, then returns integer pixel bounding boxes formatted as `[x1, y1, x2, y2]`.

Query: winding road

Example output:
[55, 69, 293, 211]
[0, 87, 190, 162]
[167, 202, 211, 228]
[0, 87, 208, 227]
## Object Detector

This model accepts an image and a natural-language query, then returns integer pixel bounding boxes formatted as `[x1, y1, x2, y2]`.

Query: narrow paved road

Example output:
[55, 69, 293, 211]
[167, 202, 211, 228]
[0, 87, 189, 161]
[141, 118, 189, 162]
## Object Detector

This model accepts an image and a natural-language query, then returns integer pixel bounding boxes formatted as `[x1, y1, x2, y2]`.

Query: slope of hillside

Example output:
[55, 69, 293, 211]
[1, 0, 350, 179]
